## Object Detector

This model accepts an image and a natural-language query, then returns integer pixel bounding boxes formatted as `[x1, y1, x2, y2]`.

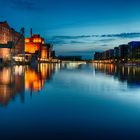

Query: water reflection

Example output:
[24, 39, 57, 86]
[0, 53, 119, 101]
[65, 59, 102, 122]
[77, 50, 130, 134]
[60, 62, 85, 70]
[93, 63, 140, 87]
[0, 66, 25, 106]
[1, 63, 140, 106]
[0, 64, 57, 106]
[1, 63, 140, 139]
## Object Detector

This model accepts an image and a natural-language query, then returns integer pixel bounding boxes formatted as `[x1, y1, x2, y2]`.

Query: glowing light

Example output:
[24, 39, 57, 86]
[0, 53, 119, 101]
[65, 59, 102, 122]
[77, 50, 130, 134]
[25, 69, 44, 92]
[25, 38, 30, 43]
[33, 38, 42, 43]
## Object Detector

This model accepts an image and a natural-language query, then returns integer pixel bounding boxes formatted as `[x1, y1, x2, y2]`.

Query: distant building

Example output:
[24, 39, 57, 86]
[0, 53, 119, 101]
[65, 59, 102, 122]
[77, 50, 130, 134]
[108, 49, 114, 59]
[128, 41, 140, 59]
[51, 50, 56, 59]
[114, 47, 119, 59]
[94, 52, 102, 60]
[93, 41, 140, 64]
[118, 44, 129, 61]
[102, 51, 106, 60]
[104, 50, 110, 60]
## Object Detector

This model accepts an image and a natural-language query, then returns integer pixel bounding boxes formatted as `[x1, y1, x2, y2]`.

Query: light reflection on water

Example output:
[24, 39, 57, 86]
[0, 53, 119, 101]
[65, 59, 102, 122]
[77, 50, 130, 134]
[93, 63, 140, 87]
[0, 63, 140, 106]
[0, 63, 140, 139]
[0, 64, 58, 106]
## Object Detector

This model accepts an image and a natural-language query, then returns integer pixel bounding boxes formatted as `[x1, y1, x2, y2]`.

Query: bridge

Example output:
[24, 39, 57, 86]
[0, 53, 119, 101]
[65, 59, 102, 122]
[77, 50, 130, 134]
[61, 61, 87, 65]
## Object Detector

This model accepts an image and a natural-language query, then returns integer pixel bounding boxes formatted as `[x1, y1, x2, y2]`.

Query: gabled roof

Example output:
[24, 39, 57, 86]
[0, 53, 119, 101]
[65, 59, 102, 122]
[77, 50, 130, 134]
[0, 21, 11, 29]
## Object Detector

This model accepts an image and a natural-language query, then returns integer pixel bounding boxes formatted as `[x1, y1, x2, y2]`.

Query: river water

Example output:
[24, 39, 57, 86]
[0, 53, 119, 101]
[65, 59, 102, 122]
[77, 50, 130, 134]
[0, 63, 140, 140]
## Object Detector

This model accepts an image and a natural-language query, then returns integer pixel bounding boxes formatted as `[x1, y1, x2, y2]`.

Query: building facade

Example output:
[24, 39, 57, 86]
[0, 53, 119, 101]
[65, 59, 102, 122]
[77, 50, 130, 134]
[118, 44, 129, 61]
[93, 42, 140, 63]
[25, 34, 45, 54]
[128, 41, 140, 59]
[0, 21, 24, 56]
[25, 29, 55, 60]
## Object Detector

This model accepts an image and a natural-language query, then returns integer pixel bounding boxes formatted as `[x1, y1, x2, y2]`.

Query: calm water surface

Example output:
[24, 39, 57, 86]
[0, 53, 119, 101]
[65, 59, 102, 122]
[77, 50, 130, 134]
[0, 63, 140, 140]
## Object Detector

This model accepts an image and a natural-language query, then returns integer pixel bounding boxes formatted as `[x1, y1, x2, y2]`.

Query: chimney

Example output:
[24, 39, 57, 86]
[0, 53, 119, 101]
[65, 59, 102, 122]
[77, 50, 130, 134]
[30, 28, 33, 37]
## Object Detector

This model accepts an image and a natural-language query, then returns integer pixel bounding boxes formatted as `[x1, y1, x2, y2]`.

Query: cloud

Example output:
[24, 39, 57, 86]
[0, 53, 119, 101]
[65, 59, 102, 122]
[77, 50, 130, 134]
[49, 32, 140, 58]
[98, 38, 116, 43]
[49, 36, 89, 45]
[50, 33, 140, 50]
[49, 39, 84, 45]
[70, 41, 86, 44]
[100, 44, 109, 47]
[100, 33, 140, 38]
[52, 35, 92, 40]
[51, 32, 140, 45]
[50, 39, 67, 45]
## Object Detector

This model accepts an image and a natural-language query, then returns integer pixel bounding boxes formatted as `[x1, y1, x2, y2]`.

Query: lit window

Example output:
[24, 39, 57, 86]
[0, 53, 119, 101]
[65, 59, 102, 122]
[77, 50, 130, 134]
[25, 38, 30, 43]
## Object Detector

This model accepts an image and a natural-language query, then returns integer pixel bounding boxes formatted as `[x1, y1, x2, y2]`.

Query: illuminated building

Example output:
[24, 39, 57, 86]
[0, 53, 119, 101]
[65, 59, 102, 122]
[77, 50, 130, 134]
[0, 21, 24, 58]
[25, 34, 45, 54]
[25, 28, 44, 54]
[40, 44, 55, 60]
[25, 29, 55, 60]
[0, 21, 12, 44]
[0, 42, 13, 60]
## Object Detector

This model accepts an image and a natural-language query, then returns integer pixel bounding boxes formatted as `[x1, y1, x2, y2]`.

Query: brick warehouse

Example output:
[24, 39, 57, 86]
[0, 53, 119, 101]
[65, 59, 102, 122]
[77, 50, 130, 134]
[0, 21, 24, 59]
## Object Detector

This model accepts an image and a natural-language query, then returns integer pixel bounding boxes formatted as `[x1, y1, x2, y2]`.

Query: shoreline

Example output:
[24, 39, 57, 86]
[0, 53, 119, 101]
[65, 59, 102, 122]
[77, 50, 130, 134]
[90, 60, 140, 67]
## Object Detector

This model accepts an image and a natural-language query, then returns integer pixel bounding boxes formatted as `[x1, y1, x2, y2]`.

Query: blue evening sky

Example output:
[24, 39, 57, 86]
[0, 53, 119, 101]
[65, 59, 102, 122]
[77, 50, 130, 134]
[1, 0, 140, 58]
